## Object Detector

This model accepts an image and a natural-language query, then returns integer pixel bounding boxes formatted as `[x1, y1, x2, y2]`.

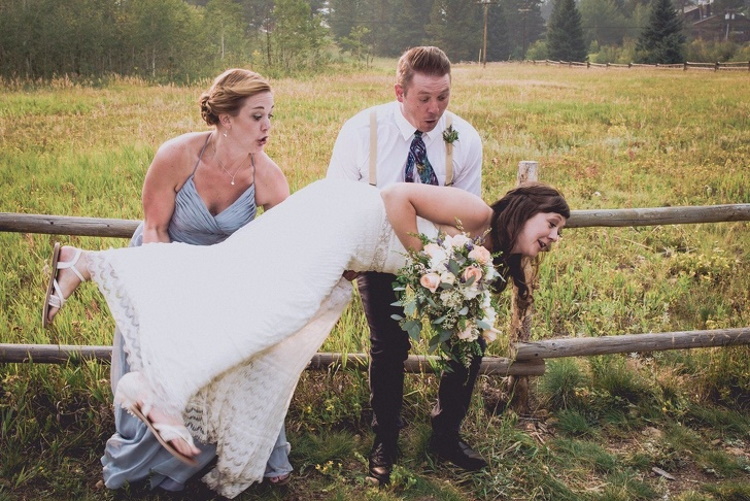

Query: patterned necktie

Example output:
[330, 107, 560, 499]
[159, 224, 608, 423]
[404, 131, 438, 185]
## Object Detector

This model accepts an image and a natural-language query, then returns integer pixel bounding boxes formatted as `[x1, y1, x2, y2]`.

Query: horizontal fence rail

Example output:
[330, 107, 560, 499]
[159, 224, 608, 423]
[566, 204, 750, 228]
[0, 213, 139, 238]
[2, 201, 748, 371]
[2, 204, 749, 237]
[0, 344, 546, 376]
[514, 328, 750, 360]
[3, 327, 748, 369]
[528, 59, 750, 71]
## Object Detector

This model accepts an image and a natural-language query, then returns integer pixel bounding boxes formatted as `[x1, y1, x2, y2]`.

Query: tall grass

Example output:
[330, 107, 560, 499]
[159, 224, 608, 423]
[1, 62, 748, 500]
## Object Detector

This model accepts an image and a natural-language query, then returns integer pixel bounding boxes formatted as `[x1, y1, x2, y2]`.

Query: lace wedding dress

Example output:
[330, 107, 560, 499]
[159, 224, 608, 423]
[86, 179, 437, 498]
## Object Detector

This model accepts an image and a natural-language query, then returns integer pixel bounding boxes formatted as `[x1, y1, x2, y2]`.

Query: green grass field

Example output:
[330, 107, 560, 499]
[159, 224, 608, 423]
[1, 61, 748, 500]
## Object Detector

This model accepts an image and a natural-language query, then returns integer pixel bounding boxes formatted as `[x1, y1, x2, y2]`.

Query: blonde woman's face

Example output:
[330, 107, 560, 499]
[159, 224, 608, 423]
[227, 91, 274, 152]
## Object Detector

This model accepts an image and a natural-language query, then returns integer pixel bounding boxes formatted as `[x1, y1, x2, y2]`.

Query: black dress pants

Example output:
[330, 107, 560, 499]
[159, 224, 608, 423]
[357, 271, 486, 439]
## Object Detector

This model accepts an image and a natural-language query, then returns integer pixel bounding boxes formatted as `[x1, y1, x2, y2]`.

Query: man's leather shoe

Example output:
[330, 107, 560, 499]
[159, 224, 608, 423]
[368, 436, 397, 485]
[429, 434, 488, 471]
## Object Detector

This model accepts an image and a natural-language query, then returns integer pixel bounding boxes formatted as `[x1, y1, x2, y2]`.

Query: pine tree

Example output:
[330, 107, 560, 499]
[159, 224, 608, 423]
[487, 3, 511, 61]
[546, 0, 588, 62]
[635, 0, 686, 64]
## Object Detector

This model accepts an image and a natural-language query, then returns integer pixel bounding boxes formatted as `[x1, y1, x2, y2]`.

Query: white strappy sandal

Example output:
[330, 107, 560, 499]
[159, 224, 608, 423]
[114, 372, 199, 466]
[42, 242, 85, 328]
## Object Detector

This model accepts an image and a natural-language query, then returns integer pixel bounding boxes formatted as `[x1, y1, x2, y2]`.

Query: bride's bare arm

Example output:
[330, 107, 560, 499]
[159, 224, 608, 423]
[381, 184, 492, 252]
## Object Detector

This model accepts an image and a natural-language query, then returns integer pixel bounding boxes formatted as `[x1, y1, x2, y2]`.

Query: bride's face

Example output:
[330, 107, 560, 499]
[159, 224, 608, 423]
[511, 212, 566, 257]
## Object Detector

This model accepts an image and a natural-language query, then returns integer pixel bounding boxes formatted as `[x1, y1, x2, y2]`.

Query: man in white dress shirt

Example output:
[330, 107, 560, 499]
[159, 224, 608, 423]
[327, 46, 486, 484]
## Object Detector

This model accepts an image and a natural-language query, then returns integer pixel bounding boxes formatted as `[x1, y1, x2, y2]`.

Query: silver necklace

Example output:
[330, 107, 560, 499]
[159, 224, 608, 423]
[216, 155, 247, 185]
[213, 134, 249, 186]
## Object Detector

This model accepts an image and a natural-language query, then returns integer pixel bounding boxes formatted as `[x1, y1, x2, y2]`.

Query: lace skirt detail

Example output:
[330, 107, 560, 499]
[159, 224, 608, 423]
[84, 179, 404, 497]
[91, 244, 352, 497]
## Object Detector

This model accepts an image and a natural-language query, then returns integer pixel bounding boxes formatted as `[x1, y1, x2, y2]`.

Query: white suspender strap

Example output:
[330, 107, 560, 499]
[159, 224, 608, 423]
[444, 113, 454, 186]
[369, 110, 377, 186]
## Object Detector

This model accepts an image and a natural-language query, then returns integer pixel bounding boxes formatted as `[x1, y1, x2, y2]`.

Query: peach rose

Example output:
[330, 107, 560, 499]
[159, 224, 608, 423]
[457, 325, 476, 340]
[482, 328, 498, 343]
[468, 246, 491, 265]
[419, 272, 441, 293]
[461, 266, 483, 284]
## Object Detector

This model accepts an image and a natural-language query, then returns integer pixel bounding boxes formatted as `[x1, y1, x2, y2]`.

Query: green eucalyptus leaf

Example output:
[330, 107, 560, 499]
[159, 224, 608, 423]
[477, 319, 492, 330]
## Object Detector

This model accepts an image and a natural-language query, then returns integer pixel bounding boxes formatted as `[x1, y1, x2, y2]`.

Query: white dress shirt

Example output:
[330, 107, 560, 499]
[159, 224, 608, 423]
[327, 101, 482, 196]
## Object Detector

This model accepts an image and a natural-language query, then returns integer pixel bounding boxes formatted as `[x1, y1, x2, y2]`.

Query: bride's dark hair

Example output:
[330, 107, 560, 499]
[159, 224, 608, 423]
[488, 183, 570, 298]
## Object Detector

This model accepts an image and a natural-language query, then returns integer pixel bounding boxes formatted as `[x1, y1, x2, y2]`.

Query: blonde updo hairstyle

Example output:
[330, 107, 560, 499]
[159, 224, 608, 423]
[199, 69, 272, 126]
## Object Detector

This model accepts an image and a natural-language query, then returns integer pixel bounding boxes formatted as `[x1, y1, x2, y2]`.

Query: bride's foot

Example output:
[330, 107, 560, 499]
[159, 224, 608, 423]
[43, 243, 90, 327]
[114, 372, 201, 464]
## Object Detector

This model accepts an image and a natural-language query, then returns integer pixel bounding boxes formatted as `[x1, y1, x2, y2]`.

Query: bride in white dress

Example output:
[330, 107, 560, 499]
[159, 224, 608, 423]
[43, 178, 569, 498]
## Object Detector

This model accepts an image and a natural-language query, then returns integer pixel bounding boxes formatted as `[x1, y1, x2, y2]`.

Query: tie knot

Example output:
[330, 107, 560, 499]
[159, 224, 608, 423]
[414, 130, 423, 138]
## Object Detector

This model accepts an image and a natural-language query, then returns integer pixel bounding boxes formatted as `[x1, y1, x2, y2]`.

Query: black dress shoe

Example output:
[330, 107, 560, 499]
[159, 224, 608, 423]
[429, 434, 488, 471]
[368, 436, 398, 485]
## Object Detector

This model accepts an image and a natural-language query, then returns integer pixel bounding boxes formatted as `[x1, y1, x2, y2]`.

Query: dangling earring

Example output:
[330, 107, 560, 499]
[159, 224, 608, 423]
[223, 130, 228, 138]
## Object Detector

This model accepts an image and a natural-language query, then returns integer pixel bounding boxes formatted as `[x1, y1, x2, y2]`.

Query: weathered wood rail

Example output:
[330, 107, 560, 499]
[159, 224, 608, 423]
[529, 59, 750, 71]
[4, 328, 748, 372]
[0, 345, 546, 375]
[2, 183, 749, 373]
[2, 203, 750, 237]
[513, 328, 750, 360]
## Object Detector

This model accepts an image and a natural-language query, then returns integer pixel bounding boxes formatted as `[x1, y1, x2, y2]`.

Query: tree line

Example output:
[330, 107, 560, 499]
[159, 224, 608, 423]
[0, 0, 747, 81]
[0, 0, 329, 81]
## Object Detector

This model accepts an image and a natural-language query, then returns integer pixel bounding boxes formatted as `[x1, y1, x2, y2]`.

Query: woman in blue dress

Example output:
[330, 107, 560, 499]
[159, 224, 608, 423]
[95, 68, 293, 491]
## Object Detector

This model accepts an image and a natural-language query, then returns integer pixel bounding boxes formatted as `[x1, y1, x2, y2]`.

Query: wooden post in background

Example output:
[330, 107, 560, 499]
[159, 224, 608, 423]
[507, 161, 539, 414]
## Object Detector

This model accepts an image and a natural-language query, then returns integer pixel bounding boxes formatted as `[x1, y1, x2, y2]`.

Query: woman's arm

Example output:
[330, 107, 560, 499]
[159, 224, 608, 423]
[381, 183, 492, 252]
[253, 153, 290, 211]
[141, 139, 187, 244]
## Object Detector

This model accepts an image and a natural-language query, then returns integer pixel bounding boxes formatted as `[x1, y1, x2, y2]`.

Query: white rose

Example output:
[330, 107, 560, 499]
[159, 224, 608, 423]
[440, 271, 456, 285]
[424, 243, 447, 270]
[451, 234, 472, 249]
[423, 243, 444, 259]
[482, 307, 497, 325]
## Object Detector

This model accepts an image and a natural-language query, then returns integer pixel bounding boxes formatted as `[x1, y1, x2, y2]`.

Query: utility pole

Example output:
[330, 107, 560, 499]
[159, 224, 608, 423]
[519, 8, 530, 59]
[478, 0, 496, 67]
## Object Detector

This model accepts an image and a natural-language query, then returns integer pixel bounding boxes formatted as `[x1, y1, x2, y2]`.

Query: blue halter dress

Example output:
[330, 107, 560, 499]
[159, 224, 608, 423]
[101, 137, 291, 491]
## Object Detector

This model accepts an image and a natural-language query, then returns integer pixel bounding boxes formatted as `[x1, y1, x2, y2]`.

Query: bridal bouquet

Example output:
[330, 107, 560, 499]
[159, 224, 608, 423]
[392, 230, 502, 368]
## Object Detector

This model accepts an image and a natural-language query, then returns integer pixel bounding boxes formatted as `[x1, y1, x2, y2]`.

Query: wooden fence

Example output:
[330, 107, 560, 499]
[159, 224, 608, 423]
[528, 59, 750, 71]
[2, 196, 749, 376]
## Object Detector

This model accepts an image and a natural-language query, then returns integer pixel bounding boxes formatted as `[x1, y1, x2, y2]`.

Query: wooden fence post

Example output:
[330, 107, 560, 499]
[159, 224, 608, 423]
[507, 161, 539, 415]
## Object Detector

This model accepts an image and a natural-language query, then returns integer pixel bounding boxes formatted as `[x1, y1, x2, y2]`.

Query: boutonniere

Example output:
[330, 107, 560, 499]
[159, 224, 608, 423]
[442, 125, 459, 144]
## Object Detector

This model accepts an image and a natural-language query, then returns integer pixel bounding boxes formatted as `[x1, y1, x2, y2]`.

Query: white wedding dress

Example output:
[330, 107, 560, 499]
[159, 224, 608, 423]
[86, 179, 438, 498]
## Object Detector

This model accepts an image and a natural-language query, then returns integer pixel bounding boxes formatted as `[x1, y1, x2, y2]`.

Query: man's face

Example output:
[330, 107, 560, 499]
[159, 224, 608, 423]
[396, 72, 451, 132]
